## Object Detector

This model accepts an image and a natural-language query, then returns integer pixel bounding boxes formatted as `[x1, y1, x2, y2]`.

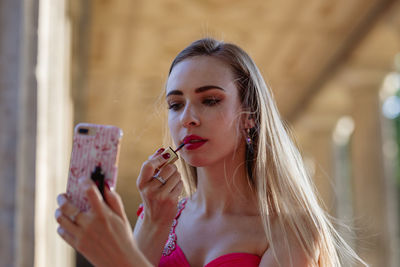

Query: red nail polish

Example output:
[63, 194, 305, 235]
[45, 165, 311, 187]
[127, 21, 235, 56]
[162, 153, 171, 159]
[136, 204, 144, 216]
[156, 148, 165, 154]
[105, 182, 111, 191]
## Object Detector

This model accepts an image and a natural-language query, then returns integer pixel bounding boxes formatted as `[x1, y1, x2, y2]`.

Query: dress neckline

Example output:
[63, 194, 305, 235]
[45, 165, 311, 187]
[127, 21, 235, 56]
[163, 198, 188, 256]
[174, 242, 261, 267]
[162, 197, 261, 266]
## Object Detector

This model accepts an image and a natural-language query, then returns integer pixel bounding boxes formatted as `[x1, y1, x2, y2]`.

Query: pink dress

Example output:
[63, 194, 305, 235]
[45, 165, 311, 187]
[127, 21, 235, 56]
[138, 199, 261, 267]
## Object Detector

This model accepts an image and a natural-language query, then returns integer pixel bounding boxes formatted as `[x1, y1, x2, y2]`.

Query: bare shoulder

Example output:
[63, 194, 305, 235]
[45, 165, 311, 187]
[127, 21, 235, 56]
[259, 214, 320, 267]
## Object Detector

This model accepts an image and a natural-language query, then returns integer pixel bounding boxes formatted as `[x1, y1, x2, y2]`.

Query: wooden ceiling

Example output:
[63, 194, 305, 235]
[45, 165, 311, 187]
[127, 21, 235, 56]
[73, 0, 395, 120]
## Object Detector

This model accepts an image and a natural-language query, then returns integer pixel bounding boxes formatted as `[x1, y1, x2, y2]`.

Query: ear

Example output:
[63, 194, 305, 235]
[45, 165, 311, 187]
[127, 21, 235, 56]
[241, 113, 255, 129]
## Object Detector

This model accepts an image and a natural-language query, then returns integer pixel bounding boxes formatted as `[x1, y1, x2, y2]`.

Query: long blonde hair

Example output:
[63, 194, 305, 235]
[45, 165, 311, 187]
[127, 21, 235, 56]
[165, 38, 366, 266]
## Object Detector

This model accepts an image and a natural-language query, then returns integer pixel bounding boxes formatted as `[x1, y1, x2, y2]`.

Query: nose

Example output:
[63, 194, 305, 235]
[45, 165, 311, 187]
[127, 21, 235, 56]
[180, 103, 200, 128]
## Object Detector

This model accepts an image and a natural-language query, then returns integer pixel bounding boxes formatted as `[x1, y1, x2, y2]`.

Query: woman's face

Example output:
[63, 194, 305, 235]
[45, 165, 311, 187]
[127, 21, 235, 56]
[166, 56, 245, 167]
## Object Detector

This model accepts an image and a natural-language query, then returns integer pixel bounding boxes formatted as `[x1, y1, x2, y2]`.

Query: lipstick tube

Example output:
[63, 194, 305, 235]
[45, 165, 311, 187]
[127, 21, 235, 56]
[161, 147, 179, 166]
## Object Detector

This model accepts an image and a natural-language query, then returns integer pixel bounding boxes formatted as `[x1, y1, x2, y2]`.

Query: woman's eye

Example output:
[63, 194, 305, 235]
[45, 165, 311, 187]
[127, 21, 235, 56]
[203, 98, 221, 106]
[168, 103, 183, 111]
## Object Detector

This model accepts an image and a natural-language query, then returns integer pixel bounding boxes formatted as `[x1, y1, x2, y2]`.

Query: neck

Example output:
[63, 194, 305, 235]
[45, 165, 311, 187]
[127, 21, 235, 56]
[191, 148, 258, 216]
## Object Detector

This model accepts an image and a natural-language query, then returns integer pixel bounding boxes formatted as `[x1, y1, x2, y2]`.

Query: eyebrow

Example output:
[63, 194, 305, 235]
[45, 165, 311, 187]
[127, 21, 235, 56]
[166, 85, 225, 97]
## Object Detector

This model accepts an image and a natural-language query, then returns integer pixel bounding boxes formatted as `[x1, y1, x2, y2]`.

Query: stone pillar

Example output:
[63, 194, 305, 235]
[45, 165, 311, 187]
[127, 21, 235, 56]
[0, 0, 38, 266]
[350, 84, 390, 267]
[0, 0, 74, 266]
[34, 0, 74, 266]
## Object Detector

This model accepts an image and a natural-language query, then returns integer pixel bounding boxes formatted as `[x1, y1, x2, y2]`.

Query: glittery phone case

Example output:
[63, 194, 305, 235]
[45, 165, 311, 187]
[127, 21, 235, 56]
[66, 123, 123, 211]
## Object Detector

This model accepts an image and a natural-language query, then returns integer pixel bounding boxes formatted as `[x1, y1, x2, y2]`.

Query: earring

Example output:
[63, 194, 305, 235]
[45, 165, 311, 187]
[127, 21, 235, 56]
[245, 127, 255, 184]
[246, 128, 252, 146]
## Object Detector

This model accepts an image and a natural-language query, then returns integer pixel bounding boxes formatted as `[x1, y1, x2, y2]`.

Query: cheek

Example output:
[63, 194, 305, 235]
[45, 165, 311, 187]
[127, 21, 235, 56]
[168, 116, 180, 141]
[213, 111, 242, 143]
[215, 106, 240, 130]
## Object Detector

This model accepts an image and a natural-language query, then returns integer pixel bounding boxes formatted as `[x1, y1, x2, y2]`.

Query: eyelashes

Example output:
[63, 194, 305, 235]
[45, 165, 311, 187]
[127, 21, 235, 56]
[202, 98, 221, 106]
[167, 97, 222, 111]
[168, 103, 183, 111]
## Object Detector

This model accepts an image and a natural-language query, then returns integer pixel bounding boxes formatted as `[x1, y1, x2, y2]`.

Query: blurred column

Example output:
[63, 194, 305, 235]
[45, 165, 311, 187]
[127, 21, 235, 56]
[35, 0, 74, 266]
[0, 0, 38, 266]
[0, 0, 74, 266]
[380, 70, 400, 267]
[350, 80, 390, 267]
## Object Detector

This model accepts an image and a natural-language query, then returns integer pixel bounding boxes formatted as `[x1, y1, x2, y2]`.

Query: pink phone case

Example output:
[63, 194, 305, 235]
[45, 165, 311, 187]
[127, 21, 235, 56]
[66, 123, 123, 211]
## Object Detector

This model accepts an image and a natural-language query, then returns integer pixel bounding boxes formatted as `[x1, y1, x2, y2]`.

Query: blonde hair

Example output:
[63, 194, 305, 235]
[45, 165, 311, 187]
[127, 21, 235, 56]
[165, 38, 367, 266]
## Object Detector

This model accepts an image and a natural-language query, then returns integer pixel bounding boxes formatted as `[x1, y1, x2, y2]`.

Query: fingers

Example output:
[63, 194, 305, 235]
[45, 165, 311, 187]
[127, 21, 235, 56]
[147, 147, 165, 160]
[80, 176, 105, 215]
[57, 177, 124, 227]
[80, 176, 128, 224]
[55, 208, 81, 234]
[153, 163, 177, 185]
[137, 147, 182, 199]
[159, 171, 181, 193]
[57, 194, 81, 223]
[137, 150, 170, 188]
[57, 226, 77, 247]
[104, 185, 128, 221]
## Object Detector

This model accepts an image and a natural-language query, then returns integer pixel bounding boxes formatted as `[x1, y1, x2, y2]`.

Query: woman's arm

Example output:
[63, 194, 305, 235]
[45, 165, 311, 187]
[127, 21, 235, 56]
[132, 148, 184, 265]
[132, 208, 170, 265]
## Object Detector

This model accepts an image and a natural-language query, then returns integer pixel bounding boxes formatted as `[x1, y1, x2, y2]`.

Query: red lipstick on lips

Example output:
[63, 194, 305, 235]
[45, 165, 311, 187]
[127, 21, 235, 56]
[183, 135, 208, 150]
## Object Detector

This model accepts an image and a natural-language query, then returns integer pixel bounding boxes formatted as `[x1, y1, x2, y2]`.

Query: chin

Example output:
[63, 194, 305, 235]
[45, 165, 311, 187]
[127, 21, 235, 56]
[181, 155, 211, 167]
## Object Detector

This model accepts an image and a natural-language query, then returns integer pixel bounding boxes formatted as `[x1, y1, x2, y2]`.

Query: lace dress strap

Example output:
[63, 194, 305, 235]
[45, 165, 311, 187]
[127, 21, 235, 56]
[162, 198, 188, 256]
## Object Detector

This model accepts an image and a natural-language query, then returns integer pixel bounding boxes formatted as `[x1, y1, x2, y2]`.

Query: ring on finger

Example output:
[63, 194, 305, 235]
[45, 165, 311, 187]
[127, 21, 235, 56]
[152, 174, 166, 185]
[70, 209, 81, 223]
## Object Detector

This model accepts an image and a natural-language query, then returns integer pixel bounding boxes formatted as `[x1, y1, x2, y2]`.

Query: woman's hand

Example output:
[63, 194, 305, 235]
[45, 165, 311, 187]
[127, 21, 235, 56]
[137, 148, 183, 225]
[55, 177, 151, 267]
[134, 148, 184, 265]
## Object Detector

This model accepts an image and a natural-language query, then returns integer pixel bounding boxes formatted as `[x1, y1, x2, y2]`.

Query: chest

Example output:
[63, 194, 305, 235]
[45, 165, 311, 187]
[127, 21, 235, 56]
[173, 213, 267, 267]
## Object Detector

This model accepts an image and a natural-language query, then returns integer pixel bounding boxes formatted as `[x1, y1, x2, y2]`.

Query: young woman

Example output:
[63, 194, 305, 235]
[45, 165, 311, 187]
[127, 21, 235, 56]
[56, 38, 366, 267]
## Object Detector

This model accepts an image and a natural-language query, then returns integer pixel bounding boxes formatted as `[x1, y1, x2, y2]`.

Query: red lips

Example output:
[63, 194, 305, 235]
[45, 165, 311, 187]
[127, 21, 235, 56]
[182, 135, 208, 150]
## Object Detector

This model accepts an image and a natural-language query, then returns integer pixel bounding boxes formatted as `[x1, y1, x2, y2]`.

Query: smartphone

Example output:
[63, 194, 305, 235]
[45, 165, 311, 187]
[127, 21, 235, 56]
[66, 123, 123, 211]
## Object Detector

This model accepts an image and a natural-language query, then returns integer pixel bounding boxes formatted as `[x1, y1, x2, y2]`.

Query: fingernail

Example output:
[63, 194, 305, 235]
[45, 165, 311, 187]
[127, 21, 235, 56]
[57, 227, 65, 236]
[55, 209, 62, 219]
[105, 181, 112, 191]
[156, 148, 165, 154]
[57, 195, 67, 206]
[162, 153, 171, 159]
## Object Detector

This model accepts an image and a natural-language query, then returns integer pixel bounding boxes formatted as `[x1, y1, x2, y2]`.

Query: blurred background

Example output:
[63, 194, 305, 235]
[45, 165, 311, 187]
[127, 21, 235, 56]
[1, 0, 400, 266]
